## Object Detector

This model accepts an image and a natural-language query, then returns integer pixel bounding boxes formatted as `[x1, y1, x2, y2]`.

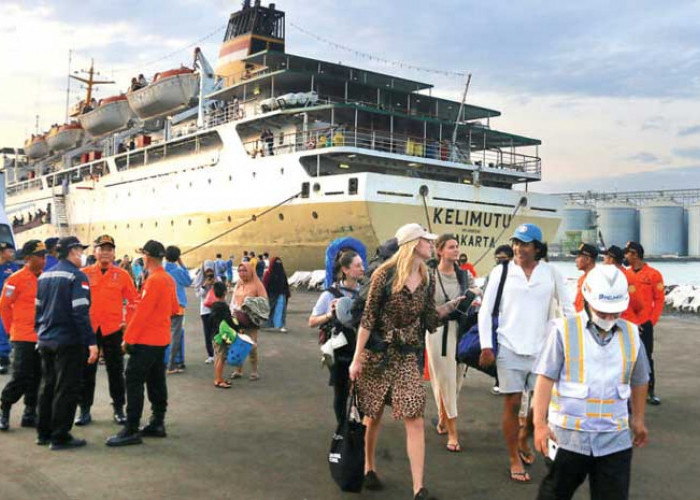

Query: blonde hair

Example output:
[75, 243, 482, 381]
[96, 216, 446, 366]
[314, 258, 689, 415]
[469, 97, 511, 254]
[377, 239, 428, 294]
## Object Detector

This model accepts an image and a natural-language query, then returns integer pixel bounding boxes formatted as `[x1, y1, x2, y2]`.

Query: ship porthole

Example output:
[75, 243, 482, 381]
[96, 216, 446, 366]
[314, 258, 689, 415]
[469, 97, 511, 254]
[312, 211, 318, 219]
[227, 215, 231, 222]
[155, 221, 158, 227]
[140, 223, 143, 228]
[207, 218, 211, 224]
[208, 178, 212, 184]
[229, 175, 232, 181]
[189, 182, 193, 187]
[126, 224, 130, 229]
[313, 183, 321, 192]
[171, 220, 174, 226]
[278, 213, 284, 221]
[114, 225, 117, 230]
[188, 219, 192, 226]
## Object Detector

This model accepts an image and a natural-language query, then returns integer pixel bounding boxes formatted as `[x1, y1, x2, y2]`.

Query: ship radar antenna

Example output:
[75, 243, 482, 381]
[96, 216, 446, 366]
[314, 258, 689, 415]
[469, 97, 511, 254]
[69, 59, 115, 117]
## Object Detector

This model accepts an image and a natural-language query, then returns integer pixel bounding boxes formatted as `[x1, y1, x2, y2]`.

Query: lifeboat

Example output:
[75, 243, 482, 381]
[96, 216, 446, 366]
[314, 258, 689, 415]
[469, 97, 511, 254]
[79, 94, 135, 137]
[24, 134, 49, 159]
[126, 67, 199, 120]
[46, 122, 84, 152]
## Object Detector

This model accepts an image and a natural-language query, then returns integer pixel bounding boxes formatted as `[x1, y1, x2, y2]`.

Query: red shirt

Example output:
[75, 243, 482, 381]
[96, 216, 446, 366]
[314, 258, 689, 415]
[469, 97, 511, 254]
[0, 267, 39, 342]
[83, 264, 139, 336]
[459, 263, 477, 278]
[630, 263, 664, 325]
[124, 267, 179, 346]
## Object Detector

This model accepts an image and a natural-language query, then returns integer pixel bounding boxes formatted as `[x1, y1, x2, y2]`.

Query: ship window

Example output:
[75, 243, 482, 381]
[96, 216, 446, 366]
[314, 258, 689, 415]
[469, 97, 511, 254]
[349, 178, 359, 195]
[301, 182, 310, 198]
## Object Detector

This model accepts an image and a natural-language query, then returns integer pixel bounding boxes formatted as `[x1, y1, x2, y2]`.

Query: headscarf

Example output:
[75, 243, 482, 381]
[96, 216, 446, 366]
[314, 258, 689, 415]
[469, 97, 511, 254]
[193, 260, 216, 289]
[263, 257, 290, 297]
[232, 261, 267, 308]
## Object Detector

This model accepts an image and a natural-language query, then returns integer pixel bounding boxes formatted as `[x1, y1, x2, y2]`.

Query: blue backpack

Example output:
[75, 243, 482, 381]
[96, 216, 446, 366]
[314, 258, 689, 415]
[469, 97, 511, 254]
[456, 261, 508, 377]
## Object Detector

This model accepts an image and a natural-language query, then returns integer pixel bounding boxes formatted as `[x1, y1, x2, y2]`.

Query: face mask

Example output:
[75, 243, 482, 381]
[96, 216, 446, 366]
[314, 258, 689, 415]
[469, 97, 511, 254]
[590, 310, 616, 332]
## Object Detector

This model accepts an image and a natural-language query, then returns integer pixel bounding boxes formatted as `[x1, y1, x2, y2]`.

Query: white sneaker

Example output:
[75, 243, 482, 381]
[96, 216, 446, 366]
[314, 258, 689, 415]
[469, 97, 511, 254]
[280, 327, 288, 333]
[204, 356, 214, 364]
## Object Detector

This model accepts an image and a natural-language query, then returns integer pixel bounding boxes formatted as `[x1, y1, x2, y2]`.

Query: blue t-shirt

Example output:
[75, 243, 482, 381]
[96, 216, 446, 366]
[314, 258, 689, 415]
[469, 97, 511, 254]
[0, 261, 19, 287]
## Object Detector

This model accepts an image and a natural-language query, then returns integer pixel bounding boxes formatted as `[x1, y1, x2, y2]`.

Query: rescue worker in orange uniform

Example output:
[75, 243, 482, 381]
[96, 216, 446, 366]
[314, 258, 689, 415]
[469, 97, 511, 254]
[572, 243, 597, 312]
[602, 246, 643, 324]
[0, 240, 46, 431]
[76, 235, 138, 426]
[624, 242, 664, 405]
[106, 240, 179, 447]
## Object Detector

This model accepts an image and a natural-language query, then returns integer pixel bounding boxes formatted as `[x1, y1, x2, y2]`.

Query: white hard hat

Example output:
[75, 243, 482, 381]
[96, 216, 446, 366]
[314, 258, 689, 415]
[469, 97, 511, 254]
[581, 265, 629, 314]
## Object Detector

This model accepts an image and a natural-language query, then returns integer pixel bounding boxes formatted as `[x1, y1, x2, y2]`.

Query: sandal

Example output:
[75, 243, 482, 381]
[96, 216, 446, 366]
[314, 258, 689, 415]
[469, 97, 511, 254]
[249, 373, 260, 381]
[230, 372, 242, 380]
[446, 443, 462, 453]
[509, 469, 531, 484]
[214, 381, 232, 389]
[431, 417, 447, 435]
[518, 449, 535, 466]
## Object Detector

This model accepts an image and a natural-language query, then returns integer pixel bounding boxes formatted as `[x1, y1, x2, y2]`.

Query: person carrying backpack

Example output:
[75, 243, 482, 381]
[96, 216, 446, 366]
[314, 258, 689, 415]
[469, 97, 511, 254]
[348, 224, 464, 500]
[308, 250, 364, 427]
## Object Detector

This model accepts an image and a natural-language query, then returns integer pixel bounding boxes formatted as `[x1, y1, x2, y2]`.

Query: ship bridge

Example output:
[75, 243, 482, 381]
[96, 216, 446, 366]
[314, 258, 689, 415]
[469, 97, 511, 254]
[206, 50, 541, 187]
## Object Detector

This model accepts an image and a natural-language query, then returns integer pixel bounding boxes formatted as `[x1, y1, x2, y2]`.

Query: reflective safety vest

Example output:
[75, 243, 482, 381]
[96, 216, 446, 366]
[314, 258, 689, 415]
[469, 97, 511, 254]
[549, 312, 640, 433]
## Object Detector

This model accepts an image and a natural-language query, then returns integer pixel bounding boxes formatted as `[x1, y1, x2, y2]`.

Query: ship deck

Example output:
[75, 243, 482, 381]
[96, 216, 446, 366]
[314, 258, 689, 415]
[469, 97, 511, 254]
[0, 289, 695, 500]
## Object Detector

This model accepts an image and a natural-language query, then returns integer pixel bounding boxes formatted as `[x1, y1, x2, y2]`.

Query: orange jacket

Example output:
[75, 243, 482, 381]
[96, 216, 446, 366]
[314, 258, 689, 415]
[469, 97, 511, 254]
[630, 263, 665, 325]
[83, 264, 139, 336]
[124, 267, 179, 346]
[574, 272, 589, 313]
[617, 266, 643, 324]
[0, 267, 39, 342]
[459, 263, 478, 278]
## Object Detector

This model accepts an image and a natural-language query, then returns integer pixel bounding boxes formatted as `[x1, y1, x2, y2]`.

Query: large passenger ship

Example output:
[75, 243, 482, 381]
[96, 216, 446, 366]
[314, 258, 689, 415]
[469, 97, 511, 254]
[2, 1, 561, 273]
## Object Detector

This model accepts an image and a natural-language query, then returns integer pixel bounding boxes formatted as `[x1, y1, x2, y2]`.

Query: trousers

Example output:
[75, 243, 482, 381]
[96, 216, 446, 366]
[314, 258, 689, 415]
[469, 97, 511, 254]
[0, 341, 42, 410]
[0, 323, 11, 359]
[125, 344, 167, 429]
[167, 315, 185, 369]
[79, 329, 125, 408]
[639, 321, 655, 392]
[537, 447, 632, 500]
[37, 344, 85, 443]
[201, 314, 214, 357]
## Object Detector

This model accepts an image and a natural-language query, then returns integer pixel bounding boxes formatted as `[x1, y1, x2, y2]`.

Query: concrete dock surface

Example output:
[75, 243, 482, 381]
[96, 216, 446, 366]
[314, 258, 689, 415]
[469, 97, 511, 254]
[0, 289, 698, 500]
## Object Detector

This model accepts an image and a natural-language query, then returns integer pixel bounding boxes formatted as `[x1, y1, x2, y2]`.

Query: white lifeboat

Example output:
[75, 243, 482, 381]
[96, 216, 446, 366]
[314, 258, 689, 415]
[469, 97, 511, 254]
[126, 67, 199, 120]
[24, 134, 49, 159]
[46, 122, 84, 152]
[79, 94, 134, 137]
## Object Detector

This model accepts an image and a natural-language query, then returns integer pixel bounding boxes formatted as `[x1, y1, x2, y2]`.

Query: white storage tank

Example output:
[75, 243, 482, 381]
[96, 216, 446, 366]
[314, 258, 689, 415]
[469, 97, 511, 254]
[555, 204, 596, 253]
[688, 202, 700, 257]
[639, 200, 685, 256]
[596, 202, 638, 248]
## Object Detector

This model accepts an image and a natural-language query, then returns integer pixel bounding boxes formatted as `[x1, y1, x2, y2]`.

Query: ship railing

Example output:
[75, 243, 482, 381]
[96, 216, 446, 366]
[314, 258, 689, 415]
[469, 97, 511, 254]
[243, 127, 541, 177]
[6, 178, 43, 196]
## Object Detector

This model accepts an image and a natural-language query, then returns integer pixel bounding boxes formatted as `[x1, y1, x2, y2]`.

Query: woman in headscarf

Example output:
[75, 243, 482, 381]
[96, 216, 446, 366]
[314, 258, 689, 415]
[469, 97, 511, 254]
[263, 257, 291, 332]
[230, 261, 267, 381]
[194, 260, 219, 364]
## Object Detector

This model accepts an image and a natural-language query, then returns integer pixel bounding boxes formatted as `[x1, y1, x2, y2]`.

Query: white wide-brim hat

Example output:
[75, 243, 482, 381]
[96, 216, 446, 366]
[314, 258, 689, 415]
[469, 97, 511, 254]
[395, 223, 438, 246]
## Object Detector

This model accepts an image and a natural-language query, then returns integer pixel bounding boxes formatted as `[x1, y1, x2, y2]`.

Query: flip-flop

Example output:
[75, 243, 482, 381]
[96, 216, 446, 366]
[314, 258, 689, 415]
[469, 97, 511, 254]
[446, 443, 462, 453]
[431, 417, 448, 435]
[214, 381, 232, 389]
[518, 449, 536, 466]
[509, 470, 531, 484]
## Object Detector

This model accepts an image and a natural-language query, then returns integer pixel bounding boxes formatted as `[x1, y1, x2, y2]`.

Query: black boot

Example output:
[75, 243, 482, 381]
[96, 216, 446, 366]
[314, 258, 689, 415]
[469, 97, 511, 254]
[105, 426, 143, 447]
[21, 406, 37, 428]
[0, 406, 10, 431]
[140, 415, 167, 438]
[113, 405, 127, 425]
[0, 357, 8, 375]
[74, 406, 92, 426]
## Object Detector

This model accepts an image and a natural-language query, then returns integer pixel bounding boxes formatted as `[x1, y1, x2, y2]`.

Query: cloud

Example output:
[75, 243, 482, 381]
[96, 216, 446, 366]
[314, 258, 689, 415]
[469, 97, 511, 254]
[678, 124, 700, 137]
[641, 116, 666, 131]
[628, 152, 661, 164]
[539, 165, 700, 193]
[673, 148, 700, 160]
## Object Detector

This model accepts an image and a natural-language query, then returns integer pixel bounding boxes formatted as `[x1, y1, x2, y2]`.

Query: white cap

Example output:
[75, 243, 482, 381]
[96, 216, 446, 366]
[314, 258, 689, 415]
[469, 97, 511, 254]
[395, 223, 438, 246]
[582, 265, 630, 314]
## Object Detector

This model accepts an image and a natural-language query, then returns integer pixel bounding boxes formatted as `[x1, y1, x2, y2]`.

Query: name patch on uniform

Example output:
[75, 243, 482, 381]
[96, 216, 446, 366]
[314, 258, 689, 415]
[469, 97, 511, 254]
[4, 285, 15, 297]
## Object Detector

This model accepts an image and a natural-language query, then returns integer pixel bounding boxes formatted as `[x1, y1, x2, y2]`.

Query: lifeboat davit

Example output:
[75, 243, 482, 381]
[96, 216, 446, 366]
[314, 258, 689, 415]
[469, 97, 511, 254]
[24, 135, 49, 159]
[79, 95, 135, 137]
[46, 122, 84, 152]
[126, 68, 199, 120]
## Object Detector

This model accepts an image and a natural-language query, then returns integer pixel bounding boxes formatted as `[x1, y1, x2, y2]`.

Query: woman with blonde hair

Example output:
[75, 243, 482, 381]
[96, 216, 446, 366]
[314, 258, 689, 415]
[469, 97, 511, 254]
[349, 224, 464, 500]
[230, 261, 267, 381]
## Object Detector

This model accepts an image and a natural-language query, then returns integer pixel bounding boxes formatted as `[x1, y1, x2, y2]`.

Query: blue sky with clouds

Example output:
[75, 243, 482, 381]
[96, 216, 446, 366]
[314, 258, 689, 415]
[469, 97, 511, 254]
[2, 0, 699, 191]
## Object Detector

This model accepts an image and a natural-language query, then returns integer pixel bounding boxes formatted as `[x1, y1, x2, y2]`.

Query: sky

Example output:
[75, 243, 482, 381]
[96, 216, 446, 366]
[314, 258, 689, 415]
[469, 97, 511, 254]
[1, 0, 699, 192]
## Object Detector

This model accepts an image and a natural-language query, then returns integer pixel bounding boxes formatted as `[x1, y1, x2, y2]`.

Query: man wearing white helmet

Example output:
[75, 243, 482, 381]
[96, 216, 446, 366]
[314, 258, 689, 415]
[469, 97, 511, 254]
[532, 265, 650, 500]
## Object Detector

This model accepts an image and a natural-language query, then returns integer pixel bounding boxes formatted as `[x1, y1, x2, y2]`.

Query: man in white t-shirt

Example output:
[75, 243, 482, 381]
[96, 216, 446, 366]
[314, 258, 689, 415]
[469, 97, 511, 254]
[478, 223, 573, 483]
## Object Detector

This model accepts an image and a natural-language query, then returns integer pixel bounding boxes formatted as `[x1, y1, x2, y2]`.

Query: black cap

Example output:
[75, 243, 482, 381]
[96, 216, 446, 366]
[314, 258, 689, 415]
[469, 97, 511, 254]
[624, 241, 644, 259]
[56, 237, 89, 257]
[604, 245, 624, 264]
[19, 240, 47, 258]
[44, 237, 60, 251]
[571, 243, 598, 259]
[165, 245, 181, 262]
[0, 242, 15, 251]
[93, 234, 116, 247]
[138, 240, 166, 258]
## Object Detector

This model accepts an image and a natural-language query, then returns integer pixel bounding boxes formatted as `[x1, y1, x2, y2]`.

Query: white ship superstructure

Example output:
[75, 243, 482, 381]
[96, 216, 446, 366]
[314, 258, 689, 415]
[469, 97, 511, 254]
[3, 1, 561, 273]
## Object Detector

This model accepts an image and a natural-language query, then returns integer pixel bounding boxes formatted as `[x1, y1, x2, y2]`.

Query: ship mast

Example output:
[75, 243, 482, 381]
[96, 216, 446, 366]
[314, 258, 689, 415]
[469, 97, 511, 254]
[69, 59, 115, 114]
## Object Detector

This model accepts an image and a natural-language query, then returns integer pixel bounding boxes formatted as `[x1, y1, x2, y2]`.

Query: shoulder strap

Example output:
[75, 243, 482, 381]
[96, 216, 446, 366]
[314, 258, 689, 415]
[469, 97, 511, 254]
[491, 261, 509, 318]
[325, 286, 345, 299]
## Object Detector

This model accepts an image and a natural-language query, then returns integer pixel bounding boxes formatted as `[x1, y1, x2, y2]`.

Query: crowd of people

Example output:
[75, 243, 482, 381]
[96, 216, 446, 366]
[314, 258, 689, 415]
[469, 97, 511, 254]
[0, 223, 665, 499]
[311, 222, 663, 500]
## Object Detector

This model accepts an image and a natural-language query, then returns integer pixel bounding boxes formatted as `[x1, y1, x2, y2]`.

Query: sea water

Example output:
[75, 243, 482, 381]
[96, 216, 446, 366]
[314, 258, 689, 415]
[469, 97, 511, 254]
[549, 261, 700, 287]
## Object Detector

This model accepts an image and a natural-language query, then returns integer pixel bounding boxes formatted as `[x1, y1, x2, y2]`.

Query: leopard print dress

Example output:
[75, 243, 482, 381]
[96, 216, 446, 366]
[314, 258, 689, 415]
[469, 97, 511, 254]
[357, 266, 438, 420]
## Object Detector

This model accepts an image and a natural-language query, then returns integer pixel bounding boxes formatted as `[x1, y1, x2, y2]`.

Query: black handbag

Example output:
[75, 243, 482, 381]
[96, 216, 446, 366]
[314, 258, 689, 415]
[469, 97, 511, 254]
[328, 387, 366, 493]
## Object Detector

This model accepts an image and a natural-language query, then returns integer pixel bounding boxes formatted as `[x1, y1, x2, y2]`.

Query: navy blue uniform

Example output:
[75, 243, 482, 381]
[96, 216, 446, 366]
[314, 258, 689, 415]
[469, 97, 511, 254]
[0, 261, 20, 361]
